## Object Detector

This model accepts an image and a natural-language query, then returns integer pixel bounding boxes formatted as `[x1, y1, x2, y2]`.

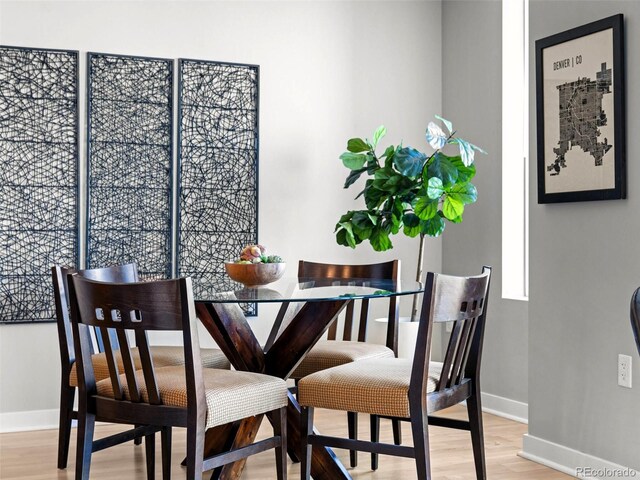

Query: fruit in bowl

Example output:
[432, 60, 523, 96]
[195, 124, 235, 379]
[225, 244, 286, 287]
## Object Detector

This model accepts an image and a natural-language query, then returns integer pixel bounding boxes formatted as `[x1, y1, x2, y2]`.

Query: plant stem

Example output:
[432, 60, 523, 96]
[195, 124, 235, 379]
[410, 233, 426, 321]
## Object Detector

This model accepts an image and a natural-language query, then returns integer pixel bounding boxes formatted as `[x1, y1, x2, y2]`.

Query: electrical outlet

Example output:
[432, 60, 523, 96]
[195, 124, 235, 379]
[445, 321, 453, 333]
[618, 354, 632, 388]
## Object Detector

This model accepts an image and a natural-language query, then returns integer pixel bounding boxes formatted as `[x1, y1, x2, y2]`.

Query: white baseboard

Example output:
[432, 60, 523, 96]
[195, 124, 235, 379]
[0, 409, 59, 433]
[481, 392, 528, 424]
[520, 434, 640, 479]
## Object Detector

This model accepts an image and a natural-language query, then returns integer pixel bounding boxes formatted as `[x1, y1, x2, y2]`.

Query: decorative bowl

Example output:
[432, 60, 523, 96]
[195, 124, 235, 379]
[224, 262, 286, 288]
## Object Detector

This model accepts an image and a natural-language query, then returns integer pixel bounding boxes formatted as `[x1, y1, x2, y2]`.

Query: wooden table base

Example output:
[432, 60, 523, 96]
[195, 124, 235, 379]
[196, 299, 352, 480]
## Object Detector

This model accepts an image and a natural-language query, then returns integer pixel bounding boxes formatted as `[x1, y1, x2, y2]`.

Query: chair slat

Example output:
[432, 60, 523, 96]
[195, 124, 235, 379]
[446, 319, 473, 389]
[116, 329, 140, 403]
[343, 301, 355, 341]
[357, 298, 370, 342]
[134, 329, 161, 405]
[437, 320, 462, 391]
[455, 318, 479, 386]
[99, 326, 123, 401]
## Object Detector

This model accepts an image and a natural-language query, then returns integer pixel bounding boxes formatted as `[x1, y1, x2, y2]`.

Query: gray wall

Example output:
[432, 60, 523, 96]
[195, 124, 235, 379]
[528, 0, 640, 469]
[442, 0, 529, 404]
[0, 1, 443, 419]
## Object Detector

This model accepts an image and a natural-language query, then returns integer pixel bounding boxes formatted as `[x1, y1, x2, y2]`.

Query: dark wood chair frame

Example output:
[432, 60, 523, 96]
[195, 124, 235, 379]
[52, 263, 141, 470]
[300, 266, 492, 480]
[68, 274, 288, 480]
[265, 259, 402, 469]
[630, 287, 640, 356]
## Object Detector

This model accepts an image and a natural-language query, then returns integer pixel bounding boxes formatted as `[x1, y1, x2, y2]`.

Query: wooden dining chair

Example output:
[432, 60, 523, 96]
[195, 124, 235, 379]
[630, 287, 640, 356]
[68, 274, 289, 480]
[286, 260, 401, 468]
[298, 267, 492, 480]
[52, 263, 230, 470]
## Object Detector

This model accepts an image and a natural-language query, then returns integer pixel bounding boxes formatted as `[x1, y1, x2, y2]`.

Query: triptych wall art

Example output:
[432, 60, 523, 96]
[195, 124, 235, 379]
[0, 46, 259, 323]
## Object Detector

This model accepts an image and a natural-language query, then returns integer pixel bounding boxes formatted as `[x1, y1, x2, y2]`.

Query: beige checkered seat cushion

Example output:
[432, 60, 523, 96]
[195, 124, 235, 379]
[291, 340, 394, 379]
[96, 366, 288, 429]
[298, 358, 442, 418]
[69, 346, 230, 387]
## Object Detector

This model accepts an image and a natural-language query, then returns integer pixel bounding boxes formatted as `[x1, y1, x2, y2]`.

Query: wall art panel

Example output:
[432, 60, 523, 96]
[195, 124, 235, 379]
[177, 59, 259, 313]
[0, 46, 78, 323]
[86, 53, 173, 278]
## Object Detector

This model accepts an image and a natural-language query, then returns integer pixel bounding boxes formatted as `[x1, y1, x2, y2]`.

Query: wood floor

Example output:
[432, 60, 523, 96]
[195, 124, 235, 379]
[0, 406, 571, 479]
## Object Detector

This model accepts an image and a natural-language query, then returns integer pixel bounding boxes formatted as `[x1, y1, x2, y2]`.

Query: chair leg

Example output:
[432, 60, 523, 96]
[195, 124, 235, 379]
[467, 392, 487, 480]
[370, 414, 380, 471]
[161, 427, 172, 480]
[300, 406, 314, 480]
[410, 410, 431, 480]
[186, 420, 205, 480]
[273, 407, 288, 480]
[135, 424, 143, 445]
[347, 411, 358, 467]
[392, 418, 402, 445]
[57, 384, 76, 469]
[145, 432, 156, 480]
[75, 410, 95, 480]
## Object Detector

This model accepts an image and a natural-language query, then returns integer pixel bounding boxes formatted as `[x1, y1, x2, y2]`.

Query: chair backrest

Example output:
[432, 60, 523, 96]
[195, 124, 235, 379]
[631, 288, 640, 356]
[68, 274, 203, 407]
[52, 263, 139, 370]
[410, 267, 492, 400]
[298, 260, 401, 354]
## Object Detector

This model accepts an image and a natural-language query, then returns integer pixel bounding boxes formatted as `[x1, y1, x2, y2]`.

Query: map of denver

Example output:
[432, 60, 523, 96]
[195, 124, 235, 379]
[548, 62, 612, 176]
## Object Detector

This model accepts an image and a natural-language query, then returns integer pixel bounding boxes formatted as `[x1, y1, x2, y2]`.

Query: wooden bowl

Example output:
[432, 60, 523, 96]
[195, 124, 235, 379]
[224, 262, 286, 288]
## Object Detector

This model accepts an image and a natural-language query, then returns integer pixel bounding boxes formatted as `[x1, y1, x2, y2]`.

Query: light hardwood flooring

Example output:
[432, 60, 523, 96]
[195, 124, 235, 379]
[0, 406, 571, 479]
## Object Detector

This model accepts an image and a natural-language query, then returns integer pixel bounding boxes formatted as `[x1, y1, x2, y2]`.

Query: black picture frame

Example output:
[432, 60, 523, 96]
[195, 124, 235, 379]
[536, 14, 625, 204]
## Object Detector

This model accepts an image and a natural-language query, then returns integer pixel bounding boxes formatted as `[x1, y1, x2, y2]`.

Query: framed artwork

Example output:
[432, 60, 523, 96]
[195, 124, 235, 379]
[535, 14, 625, 203]
[86, 53, 173, 279]
[0, 46, 79, 323]
[177, 59, 259, 315]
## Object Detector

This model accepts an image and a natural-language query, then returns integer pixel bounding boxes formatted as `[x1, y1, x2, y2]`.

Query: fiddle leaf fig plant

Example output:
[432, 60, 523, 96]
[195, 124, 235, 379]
[334, 116, 486, 319]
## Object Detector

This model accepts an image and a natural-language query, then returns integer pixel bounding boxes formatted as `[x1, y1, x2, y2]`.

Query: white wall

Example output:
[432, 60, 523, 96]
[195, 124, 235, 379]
[0, 0, 443, 422]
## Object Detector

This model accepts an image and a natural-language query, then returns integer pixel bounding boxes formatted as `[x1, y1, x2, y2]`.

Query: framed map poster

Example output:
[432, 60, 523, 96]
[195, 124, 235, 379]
[536, 14, 625, 203]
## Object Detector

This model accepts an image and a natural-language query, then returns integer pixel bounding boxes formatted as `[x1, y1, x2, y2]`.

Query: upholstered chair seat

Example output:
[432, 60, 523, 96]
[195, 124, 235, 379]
[291, 340, 394, 379]
[69, 346, 230, 387]
[298, 358, 443, 418]
[96, 366, 287, 429]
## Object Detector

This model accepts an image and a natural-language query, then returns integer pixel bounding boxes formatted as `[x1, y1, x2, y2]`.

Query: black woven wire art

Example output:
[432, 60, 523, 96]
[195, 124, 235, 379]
[177, 60, 259, 314]
[86, 53, 173, 279]
[0, 46, 78, 323]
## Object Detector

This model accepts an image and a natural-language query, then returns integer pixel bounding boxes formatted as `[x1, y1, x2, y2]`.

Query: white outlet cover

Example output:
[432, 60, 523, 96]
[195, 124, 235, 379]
[618, 354, 632, 388]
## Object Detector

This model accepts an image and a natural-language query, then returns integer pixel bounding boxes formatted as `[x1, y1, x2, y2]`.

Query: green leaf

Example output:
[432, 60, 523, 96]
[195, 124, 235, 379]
[448, 182, 478, 204]
[372, 126, 387, 149]
[381, 145, 395, 158]
[336, 228, 349, 247]
[343, 167, 367, 188]
[455, 138, 475, 166]
[364, 184, 385, 210]
[339, 221, 357, 248]
[414, 196, 438, 220]
[367, 213, 378, 226]
[402, 213, 421, 237]
[442, 195, 465, 220]
[352, 211, 374, 239]
[435, 114, 453, 134]
[347, 138, 371, 153]
[449, 156, 476, 184]
[426, 177, 444, 199]
[426, 152, 459, 187]
[370, 228, 393, 251]
[340, 151, 367, 170]
[393, 147, 427, 178]
[421, 216, 445, 237]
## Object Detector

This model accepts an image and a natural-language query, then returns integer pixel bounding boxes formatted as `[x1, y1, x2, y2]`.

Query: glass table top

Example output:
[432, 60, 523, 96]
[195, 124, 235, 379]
[195, 277, 424, 304]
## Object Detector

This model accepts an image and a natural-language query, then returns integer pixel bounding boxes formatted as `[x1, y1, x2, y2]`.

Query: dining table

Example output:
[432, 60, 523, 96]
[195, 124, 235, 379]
[194, 275, 424, 480]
